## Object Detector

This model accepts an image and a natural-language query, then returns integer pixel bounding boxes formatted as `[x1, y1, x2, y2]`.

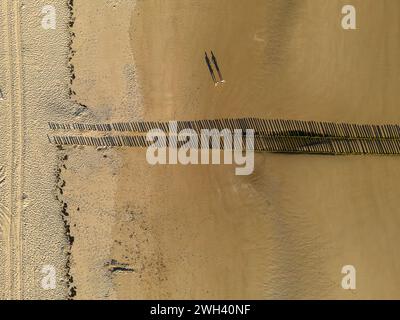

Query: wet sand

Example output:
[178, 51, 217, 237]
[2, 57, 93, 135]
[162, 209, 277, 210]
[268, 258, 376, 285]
[0, 0, 73, 299]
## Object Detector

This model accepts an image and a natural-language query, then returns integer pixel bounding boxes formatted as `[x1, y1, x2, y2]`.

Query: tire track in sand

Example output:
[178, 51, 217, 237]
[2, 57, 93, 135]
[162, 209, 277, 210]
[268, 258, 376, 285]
[1, 0, 25, 300]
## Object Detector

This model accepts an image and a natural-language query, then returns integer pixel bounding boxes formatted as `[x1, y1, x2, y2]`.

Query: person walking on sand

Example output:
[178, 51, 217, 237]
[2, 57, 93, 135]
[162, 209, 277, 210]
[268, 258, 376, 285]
[205, 52, 218, 86]
[211, 50, 225, 83]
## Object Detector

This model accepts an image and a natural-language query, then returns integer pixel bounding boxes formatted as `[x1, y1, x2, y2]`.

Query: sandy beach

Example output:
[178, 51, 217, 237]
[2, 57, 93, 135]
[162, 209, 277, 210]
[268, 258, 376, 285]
[67, 0, 400, 299]
[1, 0, 400, 299]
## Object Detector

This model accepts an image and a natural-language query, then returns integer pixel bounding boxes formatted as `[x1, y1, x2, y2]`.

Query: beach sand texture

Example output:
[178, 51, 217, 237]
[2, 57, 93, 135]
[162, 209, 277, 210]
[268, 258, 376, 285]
[68, 0, 400, 299]
[1, 0, 400, 299]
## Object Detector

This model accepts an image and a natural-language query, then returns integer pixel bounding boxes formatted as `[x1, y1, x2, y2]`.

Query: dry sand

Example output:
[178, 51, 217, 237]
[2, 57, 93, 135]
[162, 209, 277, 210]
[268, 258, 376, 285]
[1, 0, 400, 299]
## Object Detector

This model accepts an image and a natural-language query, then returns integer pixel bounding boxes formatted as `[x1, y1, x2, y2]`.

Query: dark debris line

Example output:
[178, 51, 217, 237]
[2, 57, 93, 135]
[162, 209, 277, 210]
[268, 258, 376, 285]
[47, 118, 400, 155]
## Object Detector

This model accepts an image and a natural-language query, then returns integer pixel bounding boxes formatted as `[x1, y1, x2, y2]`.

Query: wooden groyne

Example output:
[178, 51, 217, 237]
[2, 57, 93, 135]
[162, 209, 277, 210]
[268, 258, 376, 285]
[47, 118, 400, 155]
